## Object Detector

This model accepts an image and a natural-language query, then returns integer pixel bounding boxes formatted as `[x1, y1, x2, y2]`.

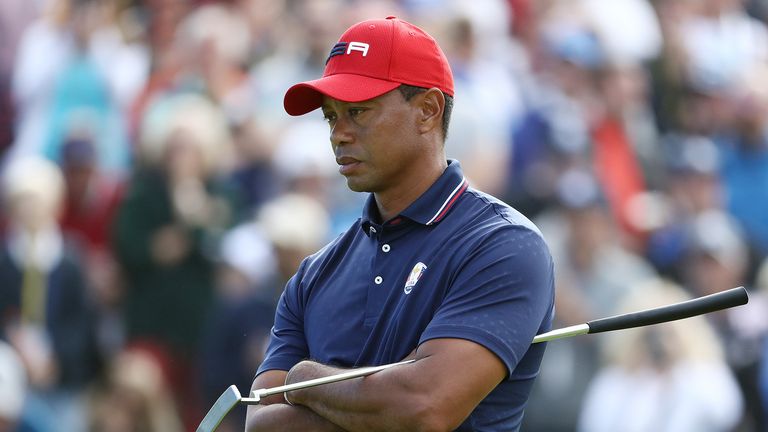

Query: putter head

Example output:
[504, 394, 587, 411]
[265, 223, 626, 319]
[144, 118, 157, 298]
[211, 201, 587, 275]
[197, 385, 242, 432]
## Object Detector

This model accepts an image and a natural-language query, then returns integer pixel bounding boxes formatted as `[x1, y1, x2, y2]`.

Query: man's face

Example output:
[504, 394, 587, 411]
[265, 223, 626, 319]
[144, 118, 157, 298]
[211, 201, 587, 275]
[321, 90, 426, 193]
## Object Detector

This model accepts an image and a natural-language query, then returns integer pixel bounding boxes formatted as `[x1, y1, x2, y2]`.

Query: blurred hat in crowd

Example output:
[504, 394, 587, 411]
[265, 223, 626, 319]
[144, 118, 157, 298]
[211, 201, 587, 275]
[2, 156, 65, 223]
[0, 341, 26, 421]
[139, 93, 233, 173]
[555, 168, 606, 210]
[272, 119, 337, 181]
[258, 193, 330, 253]
[685, 62, 735, 96]
[178, 4, 251, 67]
[283, 16, 454, 116]
[688, 210, 748, 270]
[220, 222, 276, 287]
[580, 0, 662, 64]
[662, 134, 720, 176]
[543, 27, 604, 70]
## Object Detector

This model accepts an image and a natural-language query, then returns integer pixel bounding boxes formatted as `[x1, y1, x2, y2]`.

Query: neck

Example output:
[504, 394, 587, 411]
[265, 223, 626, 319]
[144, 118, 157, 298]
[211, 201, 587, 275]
[374, 158, 447, 222]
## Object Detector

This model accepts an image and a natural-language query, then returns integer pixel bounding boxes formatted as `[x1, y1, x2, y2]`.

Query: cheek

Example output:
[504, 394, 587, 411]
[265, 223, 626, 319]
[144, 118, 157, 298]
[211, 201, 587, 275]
[372, 112, 418, 156]
[366, 127, 412, 172]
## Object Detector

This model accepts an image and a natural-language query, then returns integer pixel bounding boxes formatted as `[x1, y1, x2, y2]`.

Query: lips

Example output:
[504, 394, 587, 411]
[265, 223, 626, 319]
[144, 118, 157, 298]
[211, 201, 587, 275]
[336, 156, 362, 175]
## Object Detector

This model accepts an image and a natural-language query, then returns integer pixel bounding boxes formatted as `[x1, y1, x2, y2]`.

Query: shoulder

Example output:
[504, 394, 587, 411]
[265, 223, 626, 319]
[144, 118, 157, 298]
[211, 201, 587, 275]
[454, 187, 547, 245]
[437, 188, 553, 290]
[471, 188, 541, 228]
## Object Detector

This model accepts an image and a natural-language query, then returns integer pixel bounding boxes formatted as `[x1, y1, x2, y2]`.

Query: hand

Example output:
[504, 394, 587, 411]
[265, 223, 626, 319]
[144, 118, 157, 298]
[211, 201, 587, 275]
[246, 370, 348, 432]
[284, 360, 321, 405]
[150, 225, 190, 266]
[7, 324, 58, 389]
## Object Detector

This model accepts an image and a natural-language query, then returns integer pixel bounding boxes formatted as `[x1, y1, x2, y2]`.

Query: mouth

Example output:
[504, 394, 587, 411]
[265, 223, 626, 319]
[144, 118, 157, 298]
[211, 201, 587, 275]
[336, 156, 362, 176]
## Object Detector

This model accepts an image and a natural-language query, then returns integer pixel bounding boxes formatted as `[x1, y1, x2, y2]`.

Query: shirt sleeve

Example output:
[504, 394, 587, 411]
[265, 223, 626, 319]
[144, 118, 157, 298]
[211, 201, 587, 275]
[419, 225, 555, 376]
[256, 260, 310, 376]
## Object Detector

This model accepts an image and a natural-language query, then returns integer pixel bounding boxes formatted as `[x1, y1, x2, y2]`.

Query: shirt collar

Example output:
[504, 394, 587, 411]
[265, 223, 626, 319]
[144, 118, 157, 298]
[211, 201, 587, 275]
[361, 160, 469, 234]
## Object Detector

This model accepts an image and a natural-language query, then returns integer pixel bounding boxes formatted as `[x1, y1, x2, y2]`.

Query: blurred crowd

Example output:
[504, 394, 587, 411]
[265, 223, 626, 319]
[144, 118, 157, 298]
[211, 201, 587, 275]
[0, 0, 767, 431]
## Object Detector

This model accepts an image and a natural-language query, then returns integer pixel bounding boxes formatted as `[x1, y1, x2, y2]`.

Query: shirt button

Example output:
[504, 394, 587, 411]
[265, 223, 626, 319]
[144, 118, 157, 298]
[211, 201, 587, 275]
[382, 244, 391, 253]
[369, 226, 377, 235]
[374, 276, 383, 284]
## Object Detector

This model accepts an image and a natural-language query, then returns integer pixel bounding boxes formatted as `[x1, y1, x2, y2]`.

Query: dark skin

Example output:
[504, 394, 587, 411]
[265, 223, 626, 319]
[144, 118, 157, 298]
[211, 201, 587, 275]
[325, 88, 446, 221]
[245, 88, 507, 432]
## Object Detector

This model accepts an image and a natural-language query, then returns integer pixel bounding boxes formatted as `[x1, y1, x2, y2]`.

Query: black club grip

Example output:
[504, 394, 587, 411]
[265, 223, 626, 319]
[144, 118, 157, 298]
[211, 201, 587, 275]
[587, 287, 749, 334]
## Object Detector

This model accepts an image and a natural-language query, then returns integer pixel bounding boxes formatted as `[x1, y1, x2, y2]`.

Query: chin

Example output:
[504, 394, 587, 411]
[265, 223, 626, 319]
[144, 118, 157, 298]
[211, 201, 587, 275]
[345, 180, 367, 192]
[344, 176, 376, 193]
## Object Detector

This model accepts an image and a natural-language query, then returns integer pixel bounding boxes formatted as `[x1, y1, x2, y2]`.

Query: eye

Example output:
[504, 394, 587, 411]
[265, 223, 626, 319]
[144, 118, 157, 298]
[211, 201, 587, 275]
[349, 107, 366, 117]
[322, 111, 336, 124]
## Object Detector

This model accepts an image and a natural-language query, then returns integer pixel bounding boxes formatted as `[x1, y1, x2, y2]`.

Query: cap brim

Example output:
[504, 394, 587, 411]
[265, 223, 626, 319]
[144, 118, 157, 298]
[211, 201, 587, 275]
[284, 74, 401, 116]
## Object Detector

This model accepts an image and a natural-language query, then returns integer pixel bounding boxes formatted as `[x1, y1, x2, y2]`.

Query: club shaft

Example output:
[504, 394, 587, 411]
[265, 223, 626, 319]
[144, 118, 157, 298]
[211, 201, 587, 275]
[241, 288, 748, 404]
[242, 359, 416, 404]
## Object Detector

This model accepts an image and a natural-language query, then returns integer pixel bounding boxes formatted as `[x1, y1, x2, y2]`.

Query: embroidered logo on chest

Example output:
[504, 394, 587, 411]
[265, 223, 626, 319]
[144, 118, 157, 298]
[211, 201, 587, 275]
[404, 262, 427, 294]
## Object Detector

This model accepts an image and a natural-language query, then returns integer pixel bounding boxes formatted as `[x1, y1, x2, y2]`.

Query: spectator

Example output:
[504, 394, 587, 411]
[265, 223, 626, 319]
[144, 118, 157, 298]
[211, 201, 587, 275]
[578, 279, 743, 432]
[129, 2, 251, 138]
[645, 134, 724, 279]
[9, 0, 147, 174]
[0, 340, 54, 432]
[270, 118, 360, 234]
[0, 0, 39, 158]
[0, 156, 98, 432]
[226, 117, 279, 217]
[58, 134, 126, 365]
[717, 65, 768, 258]
[113, 93, 238, 428]
[683, 209, 766, 430]
[524, 169, 656, 431]
[439, 12, 523, 196]
[89, 346, 184, 432]
[201, 193, 331, 432]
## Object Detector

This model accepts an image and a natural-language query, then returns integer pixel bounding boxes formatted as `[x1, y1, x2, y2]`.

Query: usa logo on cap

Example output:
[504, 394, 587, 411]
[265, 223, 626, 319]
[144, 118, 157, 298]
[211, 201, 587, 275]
[326, 41, 370, 64]
[284, 16, 454, 116]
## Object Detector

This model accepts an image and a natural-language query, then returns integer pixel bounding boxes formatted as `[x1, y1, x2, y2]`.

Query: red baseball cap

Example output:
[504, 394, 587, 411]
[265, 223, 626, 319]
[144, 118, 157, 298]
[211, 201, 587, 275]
[283, 16, 454, 116]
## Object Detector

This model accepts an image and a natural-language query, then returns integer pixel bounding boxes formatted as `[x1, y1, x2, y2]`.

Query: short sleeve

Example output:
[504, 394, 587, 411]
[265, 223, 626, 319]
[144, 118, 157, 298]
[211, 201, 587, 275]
[419, 226, 554, 376]
[256, 261, 310, 376]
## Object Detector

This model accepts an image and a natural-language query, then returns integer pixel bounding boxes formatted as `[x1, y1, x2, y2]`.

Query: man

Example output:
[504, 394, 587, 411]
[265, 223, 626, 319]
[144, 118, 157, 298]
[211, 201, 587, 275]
[246, 16, 554, 432]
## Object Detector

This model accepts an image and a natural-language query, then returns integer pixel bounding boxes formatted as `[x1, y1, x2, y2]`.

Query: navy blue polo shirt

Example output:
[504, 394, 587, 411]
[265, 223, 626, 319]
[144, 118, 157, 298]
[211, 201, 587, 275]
[257, 160, 555, 431]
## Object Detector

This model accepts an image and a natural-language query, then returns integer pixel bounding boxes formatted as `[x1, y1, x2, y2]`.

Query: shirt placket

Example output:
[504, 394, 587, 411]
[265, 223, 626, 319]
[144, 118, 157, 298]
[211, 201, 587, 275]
[364, 223, 396, 326]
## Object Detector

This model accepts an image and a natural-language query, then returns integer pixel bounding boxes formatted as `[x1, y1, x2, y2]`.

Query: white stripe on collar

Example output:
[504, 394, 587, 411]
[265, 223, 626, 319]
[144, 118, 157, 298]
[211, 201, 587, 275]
[425, 177, 467, 226]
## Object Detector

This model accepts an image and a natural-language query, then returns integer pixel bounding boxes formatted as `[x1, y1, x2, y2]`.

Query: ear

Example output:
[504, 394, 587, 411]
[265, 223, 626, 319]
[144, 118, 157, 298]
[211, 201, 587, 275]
[416, 88, 445, 136]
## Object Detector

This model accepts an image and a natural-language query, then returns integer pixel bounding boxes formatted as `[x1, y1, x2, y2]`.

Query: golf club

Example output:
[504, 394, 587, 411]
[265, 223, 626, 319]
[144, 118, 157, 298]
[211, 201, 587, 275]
[197, 286, 749, 432]
[197, 359, 416, 432]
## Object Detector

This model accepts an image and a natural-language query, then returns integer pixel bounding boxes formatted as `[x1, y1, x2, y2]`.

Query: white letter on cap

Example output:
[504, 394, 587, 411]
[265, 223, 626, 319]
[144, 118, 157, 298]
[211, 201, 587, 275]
[347, 42, 369, 57]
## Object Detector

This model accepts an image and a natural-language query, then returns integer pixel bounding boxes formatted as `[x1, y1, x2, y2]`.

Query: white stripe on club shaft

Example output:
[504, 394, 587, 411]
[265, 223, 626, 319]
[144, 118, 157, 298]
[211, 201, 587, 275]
[531, 323, 590, 344]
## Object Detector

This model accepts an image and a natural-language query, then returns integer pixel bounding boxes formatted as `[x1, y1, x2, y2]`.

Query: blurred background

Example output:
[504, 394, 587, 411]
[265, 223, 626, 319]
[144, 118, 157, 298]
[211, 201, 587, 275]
[0, 0, 767, 431]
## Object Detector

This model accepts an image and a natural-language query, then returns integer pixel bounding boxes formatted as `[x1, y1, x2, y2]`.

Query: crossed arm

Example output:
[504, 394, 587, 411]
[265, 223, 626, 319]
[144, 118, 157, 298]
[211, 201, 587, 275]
[244, 338, 507, 432]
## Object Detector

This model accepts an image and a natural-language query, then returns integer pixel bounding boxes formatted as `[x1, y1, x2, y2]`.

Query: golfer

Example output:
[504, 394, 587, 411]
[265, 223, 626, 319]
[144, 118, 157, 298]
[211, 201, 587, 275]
[246, 16, 554, 432]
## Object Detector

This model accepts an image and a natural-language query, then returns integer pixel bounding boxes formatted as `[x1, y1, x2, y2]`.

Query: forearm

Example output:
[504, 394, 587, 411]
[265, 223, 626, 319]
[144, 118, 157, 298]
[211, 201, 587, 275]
[245, 402, 347, 432]
[284, 360, 437, 432]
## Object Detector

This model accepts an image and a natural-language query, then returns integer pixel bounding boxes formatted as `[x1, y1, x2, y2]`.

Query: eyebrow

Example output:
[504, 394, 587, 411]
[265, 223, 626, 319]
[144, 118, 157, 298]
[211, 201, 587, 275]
[321, 98, 379, 112]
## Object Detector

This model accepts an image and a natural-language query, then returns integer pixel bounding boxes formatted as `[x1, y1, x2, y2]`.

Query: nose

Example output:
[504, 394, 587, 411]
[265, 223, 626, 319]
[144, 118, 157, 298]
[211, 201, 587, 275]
[330, 115, 354, 147]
